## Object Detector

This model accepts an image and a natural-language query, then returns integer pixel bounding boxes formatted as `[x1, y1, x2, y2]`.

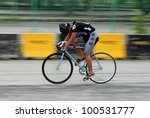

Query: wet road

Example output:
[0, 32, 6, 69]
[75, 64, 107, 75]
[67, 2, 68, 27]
[0, 60, 150, 101]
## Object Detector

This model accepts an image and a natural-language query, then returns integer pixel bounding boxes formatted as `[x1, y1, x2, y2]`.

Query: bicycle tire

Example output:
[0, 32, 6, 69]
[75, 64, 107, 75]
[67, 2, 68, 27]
[42, 53, 73, 84]
[87, 52, 117, 84]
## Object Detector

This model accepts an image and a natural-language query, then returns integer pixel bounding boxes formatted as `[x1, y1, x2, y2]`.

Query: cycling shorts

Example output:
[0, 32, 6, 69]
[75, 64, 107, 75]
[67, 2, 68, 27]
[84, 31, 99, 53]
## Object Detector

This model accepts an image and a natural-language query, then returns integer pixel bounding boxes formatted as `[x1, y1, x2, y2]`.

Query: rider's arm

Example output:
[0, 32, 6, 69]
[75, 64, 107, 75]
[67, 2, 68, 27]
[64, 31, 72, 41]
[65, 32, 77, 49]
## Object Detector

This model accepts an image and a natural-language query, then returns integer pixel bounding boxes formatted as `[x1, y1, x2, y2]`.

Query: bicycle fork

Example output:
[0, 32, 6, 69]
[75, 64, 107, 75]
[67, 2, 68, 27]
[56, 53, 65, 70]
[92, 53, 103, 70]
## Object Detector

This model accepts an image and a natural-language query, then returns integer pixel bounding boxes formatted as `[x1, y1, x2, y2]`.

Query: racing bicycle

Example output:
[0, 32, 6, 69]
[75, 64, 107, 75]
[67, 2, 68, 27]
[42, 44, 117, 84]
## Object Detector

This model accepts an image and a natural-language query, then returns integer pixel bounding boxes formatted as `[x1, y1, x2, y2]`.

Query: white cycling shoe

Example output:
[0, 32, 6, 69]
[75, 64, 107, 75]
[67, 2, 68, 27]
[83, 73, 95, 81]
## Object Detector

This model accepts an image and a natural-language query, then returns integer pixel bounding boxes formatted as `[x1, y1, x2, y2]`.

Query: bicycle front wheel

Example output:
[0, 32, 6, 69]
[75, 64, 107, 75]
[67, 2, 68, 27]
[89, 52, 117, 84]
[42, 53, 73, 84]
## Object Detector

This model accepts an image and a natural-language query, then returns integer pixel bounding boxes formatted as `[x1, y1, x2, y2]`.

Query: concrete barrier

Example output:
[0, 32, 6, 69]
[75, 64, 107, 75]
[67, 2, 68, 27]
[21, 33, 57, 59]
[94, 33, 127, 59]
[0, 33, 149, 60]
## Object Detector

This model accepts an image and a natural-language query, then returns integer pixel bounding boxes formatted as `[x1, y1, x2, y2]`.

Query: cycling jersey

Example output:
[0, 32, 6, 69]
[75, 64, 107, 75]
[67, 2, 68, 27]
[71, 21, 99, 53]
[72, 21, 96, 43]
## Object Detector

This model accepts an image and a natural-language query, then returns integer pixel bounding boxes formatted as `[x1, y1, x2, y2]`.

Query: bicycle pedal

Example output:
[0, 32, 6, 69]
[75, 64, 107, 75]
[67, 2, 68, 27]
[83, 77, 89, 81]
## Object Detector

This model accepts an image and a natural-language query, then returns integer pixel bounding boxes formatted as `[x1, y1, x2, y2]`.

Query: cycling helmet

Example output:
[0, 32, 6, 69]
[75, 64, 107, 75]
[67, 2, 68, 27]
[66, 23, 71, 28]
[59, 23, 67, 35]
[59, 23, 72, 35]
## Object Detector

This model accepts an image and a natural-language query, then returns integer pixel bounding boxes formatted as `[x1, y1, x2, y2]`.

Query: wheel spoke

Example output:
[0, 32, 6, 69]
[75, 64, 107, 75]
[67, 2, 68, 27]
[89, 52, 117, 84]
[42, 53, 73, 84]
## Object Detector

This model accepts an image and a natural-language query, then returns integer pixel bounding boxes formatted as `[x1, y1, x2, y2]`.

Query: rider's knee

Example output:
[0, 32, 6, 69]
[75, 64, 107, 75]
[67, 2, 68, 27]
[72, 39, 79, 46]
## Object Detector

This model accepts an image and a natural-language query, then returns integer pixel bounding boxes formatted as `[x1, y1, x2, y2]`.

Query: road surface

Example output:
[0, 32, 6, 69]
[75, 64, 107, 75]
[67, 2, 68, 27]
[0, 60, 150, 101]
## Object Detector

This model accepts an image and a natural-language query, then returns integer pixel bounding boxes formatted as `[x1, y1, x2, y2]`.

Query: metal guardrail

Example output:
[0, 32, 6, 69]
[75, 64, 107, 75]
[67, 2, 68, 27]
[0, 1, 149, 23]
[0, 9, 138, 22]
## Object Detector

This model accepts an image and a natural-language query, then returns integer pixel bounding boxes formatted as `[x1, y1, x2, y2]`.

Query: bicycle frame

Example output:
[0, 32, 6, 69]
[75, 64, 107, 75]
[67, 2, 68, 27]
[42, 46, 117, 84]
[57, 46, 102, 74]
[63, 50, 87, 73]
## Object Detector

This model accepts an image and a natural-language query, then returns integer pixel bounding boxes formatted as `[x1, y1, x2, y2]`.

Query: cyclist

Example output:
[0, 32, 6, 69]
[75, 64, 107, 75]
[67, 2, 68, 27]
[59, 21, 99, 79]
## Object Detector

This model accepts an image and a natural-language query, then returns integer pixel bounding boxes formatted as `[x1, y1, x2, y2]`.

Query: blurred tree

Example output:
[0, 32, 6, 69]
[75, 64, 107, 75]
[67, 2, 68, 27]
[84, 0, 93, 11]
[132, 0, 150, 14]
[132, 9, 149, 34]
[131, 0, 149, 34]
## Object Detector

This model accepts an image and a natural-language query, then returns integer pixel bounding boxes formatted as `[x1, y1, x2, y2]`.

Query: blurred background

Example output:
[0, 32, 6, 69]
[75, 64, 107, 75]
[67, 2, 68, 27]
[0, 0, 149, 58]
[0, 0, 149, 33]
[0, 0, 150, 101]
[0, 0, 150, 59]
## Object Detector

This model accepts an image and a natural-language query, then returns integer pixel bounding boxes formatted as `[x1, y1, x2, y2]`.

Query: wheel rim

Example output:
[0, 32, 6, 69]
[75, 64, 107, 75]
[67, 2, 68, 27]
[89, 52, 117, 84]
[42, 53, 73, 84]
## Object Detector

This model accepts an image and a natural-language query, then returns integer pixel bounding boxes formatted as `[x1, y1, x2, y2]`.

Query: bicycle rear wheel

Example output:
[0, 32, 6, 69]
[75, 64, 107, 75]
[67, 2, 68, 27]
[42, 53, 73, 84]
[88, 52, 117, 84]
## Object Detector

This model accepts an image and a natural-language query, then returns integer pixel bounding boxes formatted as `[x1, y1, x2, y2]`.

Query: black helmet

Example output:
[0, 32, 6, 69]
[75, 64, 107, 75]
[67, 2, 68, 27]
[59, 23, 68, 35]
[66, 23, 71, 28]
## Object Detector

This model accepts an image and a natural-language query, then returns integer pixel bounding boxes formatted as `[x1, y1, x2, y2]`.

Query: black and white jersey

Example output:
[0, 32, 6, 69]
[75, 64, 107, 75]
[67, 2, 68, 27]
[72, 21, 95, 34]
[72, 21, 95, 42]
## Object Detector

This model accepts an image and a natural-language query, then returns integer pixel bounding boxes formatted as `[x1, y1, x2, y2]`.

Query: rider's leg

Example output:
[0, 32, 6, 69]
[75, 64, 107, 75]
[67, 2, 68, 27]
[84, 31, 99, 77]
[72, 39, 84, 59]
[84, 53, 94, 76]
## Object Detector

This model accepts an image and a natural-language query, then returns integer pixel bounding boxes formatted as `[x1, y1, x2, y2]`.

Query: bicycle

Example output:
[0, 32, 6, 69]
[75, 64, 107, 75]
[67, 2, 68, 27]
[42, 44, 117, 84]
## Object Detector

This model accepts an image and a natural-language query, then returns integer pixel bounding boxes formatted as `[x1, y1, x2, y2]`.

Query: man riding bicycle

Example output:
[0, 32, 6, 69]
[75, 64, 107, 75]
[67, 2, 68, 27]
[59, 21, 99, 79]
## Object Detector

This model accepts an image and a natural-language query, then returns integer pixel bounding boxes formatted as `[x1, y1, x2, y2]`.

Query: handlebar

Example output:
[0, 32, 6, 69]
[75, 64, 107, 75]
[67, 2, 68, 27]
[56, 44, 84, 51]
